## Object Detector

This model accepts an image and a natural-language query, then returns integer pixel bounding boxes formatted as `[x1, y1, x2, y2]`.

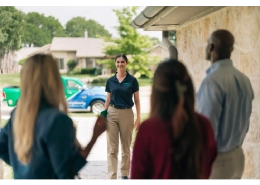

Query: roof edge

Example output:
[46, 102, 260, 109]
[131, 6, 166, 28]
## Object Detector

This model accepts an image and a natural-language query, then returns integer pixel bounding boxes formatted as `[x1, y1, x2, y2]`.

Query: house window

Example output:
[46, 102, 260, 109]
[86, 58, 94, 68]
[57, 58, 64, 69]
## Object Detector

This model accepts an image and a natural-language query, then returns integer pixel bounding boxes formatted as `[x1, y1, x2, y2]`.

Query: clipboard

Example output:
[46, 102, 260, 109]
[100, 109, 107, 118]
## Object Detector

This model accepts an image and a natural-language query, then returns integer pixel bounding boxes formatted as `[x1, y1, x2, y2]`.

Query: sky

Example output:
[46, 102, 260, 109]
[16, 0, 162, 40]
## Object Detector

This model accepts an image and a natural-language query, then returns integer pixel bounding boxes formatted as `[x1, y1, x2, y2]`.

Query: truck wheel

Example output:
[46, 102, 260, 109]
[91, 100, 105, 114]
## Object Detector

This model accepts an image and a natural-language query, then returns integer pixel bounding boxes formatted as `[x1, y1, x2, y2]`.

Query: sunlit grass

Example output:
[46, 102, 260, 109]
[131, 112, 149, 149]
[0, 73, 20, 89]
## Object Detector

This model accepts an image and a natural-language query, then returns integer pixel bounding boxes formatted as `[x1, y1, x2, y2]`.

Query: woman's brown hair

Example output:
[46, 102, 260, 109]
[150, 59, 202, 178]
[13, 54, 68, 164]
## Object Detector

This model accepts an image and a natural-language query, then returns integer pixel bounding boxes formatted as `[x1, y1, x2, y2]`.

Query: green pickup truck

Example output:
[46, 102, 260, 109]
[2, 76, 107, 114]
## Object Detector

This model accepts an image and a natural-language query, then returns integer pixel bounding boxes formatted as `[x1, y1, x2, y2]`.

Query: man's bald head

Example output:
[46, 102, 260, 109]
[206, 29, 235, 62]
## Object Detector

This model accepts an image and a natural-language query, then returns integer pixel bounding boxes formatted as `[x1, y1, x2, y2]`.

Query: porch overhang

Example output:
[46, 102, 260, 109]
[131, 6, 225, 31]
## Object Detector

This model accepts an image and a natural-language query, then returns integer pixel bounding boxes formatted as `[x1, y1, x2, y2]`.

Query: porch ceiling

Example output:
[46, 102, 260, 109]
[131, 6, 225, 31]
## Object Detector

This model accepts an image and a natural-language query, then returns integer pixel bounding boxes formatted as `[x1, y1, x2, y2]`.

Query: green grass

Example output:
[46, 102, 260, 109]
[1, 119, 13, 179]
[137, 78, 153, 86]
[0, 73, 20, 89]
[131, 112, 150, 149]
[1, 119, 8, 128]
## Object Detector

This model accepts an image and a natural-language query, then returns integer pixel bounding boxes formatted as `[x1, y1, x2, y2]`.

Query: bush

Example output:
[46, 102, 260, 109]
[139, 74, 149, 79]
[91, 77, 109, 86]
[69, 68, 97, 75]
[96, 68, 102, 75]
[81, 68, 96, 75]
[19, 58, 27, 66]
[67, 59, 77, 72]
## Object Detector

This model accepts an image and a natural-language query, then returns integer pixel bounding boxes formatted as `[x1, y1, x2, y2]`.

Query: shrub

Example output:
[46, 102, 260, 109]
[81, 68, 96, 75]
[91, 77, 109, 86]
[96, 68, 102, 75]
[19, 58, 27, 66]
[67, 59, 77, 72]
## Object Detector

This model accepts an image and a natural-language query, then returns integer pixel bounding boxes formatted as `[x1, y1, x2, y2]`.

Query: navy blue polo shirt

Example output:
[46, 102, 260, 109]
[105, 71, 139, 108]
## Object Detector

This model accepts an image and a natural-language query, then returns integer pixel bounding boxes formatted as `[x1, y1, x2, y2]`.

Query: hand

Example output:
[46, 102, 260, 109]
[92, 116, 106, 139]
[134, 119, 141, 131]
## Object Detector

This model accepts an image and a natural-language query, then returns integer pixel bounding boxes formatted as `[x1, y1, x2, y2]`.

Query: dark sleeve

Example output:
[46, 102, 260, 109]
[46, 114, 86, 179]
[130, 121, 150, 179]
[105, 79, 110, 93]
[0, 119, 11, 165]
[132, 78, 139, 93]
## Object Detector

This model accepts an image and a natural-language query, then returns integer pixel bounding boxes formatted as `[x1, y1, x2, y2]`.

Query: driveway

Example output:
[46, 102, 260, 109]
[0, 85, 152, 179]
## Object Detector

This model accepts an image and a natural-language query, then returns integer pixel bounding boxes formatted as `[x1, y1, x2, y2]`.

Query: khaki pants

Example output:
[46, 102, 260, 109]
[106, 106, 134, 179]
[210, 146, 245, 179]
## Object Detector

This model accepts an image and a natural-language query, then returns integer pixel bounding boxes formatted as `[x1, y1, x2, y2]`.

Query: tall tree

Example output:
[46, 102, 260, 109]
[65, 17, 112, 38]
[0, 6, 25, 177]
[98, 7, 159, 78]
[22, 12, 66, 47]
[0, 6, 24, 57]
[0, 6, 25, 73]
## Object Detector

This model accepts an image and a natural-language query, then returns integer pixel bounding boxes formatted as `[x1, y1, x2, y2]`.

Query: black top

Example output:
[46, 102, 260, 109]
[0, 100, 87, 179]
[105, 71, 139, 108]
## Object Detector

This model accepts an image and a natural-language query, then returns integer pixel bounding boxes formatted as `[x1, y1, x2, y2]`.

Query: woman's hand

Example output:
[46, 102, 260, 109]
[134, 119, 141, 131]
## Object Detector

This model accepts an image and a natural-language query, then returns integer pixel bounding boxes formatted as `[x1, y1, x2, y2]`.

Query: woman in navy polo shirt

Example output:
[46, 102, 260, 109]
[104, 53, 141, 179]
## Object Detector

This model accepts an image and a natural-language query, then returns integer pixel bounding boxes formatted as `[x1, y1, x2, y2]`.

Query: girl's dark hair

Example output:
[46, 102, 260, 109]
[115, 53, 128, 62]
[150, 59, 202, 179]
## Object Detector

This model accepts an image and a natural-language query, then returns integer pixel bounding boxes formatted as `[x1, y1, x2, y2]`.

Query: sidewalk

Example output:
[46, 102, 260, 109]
[74, 116, 126, 179]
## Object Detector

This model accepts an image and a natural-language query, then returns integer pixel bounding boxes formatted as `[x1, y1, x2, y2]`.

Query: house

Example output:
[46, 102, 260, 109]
[149, 43, 169, 72]
[150, 44, 169, 60]
[27, 31, 107, 73]
[131, 6, 260, 178]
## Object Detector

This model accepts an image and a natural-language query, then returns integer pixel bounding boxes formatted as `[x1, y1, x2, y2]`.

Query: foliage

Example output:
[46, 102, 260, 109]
[70, 67, 97, 75]
[150, 37, 161, 45]
[100, 7, 160, 78]
[96, 58, 116, 71]
[91, 77, 109, 85]
[65, 17, 112, 38]
[18, 58, 27, 66]
[67, 59, 77, 72]
[0, 6, 25, 57]
[22, 12, 67, 47]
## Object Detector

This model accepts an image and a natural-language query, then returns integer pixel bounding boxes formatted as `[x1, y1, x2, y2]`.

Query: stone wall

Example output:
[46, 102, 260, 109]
[176, 6, 260, 178]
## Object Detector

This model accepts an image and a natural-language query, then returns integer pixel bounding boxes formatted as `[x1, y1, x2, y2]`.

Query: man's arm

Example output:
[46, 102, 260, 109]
[196, 79, 223, 139]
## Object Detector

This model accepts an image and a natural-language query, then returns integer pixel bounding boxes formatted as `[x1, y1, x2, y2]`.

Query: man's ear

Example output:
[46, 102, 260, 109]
[209, 44, 214, 52]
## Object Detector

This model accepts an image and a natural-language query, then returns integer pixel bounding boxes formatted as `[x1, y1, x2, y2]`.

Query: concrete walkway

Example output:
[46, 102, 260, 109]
[74, 116, 132, 179]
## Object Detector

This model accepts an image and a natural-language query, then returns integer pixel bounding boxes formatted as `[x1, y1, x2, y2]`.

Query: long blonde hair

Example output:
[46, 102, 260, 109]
[13, 54, 68, 164]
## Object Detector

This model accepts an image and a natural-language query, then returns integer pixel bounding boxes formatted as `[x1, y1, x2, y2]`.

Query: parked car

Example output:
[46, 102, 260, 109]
[2, 76, 106, 114]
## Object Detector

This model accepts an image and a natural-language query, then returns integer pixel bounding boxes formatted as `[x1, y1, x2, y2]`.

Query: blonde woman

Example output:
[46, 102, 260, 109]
[0, 54, 106, 179]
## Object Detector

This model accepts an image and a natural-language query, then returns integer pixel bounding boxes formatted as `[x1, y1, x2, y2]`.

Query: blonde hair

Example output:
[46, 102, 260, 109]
[13, 54, 68, 164]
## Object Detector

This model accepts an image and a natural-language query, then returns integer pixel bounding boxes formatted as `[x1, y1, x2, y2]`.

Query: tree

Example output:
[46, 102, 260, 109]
[65, 17, 112, 38]
[0, 6, 25, 74]
[0, 6, 24, 57]
[67, 59, 77, 72]
[150, 37, 161, 45]
[0, 6, 25, 178]
[22, 12, 66, 47]
[98, 7, 159, 78]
